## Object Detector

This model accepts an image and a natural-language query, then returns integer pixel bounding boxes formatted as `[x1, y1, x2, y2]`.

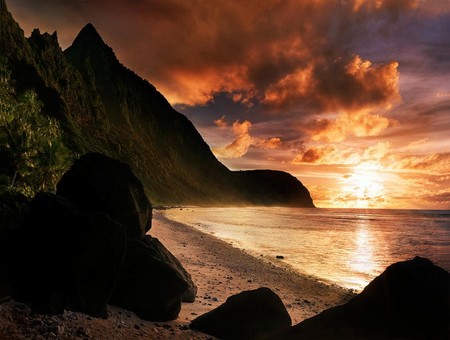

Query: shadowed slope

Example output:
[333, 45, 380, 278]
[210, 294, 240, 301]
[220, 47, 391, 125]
[1, 7, 314, 207]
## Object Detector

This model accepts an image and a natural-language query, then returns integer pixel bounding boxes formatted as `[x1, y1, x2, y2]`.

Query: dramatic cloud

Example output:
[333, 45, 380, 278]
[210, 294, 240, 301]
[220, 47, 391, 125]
[263, 56, 400, 113]
[8, 0, 450, 208]
[213, 115, 228, 128]
[8, 0, 409, 110]
[394, 152, 450, 173]
[256, 137, 282, 150]
[212, 119, 281, 159]
[232, 120, 252, 136]
[213, 133, 253, 159]
[291, 145, 362, 165]
[306, 110, 399, 142]
[291, 141, 450, 174]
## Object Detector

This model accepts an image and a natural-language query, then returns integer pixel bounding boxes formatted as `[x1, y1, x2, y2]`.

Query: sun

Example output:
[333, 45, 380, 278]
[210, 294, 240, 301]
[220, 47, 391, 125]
[341, 162, 386, 208]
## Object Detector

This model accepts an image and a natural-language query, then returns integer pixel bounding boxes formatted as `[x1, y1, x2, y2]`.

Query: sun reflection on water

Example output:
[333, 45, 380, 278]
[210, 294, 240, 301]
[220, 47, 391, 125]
[163, 207, 449, 292]
[347, 220, 377, 288]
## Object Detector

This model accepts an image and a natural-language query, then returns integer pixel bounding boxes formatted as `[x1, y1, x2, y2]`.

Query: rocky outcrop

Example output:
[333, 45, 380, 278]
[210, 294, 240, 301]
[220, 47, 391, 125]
[143, 235, 197, 302]
[271, 256, 450, 339]
[69, 212, 127, 317]
[11, 192, 127, 317]
[2, 3, 315, 207]
[190, 287, 292, 339]
[57, 152, 152, 240]
[110, 239, 187, 321]
[0, 192, 29, 233]
[3, 152, 197, 322]
[236, 170, 315, 207]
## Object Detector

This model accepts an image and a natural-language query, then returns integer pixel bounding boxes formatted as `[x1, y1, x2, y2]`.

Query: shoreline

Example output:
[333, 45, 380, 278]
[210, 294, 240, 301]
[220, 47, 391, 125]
[0, 210, 354, 339]
[152, 210, 354, 325]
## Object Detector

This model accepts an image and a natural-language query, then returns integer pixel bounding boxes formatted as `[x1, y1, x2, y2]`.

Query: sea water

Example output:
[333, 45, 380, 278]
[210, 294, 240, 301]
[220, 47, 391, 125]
[163, 207, 450, 291]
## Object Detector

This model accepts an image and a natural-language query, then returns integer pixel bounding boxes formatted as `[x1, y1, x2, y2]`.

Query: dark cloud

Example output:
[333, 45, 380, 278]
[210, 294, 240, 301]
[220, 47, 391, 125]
[7, 0, 426, 110]
[6, 0, 450, 208]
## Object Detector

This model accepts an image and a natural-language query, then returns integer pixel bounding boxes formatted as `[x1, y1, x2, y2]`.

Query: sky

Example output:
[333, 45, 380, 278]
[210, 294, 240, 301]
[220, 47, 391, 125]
[7, 0, 450, 209]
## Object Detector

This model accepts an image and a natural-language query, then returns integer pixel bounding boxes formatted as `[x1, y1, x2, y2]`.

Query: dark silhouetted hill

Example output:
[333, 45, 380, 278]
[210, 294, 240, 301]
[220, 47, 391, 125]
[0, 2, 314, 207]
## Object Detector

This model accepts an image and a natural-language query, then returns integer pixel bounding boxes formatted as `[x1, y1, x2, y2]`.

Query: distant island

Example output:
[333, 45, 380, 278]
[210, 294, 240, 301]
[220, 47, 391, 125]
[0, 1, 314, 207]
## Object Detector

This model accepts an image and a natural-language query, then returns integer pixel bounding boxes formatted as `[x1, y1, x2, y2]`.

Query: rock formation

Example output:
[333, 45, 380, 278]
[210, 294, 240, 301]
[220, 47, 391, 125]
[4, 152, 197, 322]
[57, 152, 152, 240]
[270, 256, 450, 339]
[190, 287, 292, 339]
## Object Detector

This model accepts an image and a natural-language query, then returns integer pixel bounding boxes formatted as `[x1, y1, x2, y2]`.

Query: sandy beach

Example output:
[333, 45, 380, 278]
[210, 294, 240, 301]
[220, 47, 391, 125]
[0, 210, 353, 339]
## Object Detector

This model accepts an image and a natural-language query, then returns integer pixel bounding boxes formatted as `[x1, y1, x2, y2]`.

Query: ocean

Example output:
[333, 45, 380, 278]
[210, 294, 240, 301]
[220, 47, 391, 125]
[163, 207, 450, 291]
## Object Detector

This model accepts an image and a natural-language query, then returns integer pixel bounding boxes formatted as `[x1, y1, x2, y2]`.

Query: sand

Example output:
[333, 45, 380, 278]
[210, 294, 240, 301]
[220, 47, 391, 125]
[0, 210, 354, 339]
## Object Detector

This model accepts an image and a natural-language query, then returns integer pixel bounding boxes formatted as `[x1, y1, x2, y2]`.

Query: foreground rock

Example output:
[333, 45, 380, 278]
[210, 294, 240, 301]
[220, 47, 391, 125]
[111, 239, 188, 321]
[0, 192, 30, 300]
[1, 153, 199, 323]
[57, 152, 152, 240]
[0, 301, 213, 339]
[190, 287, 291, 339]
[143, 235, 197, 302]
[271, 256, 450, 339]
[11, 192, 127, 317]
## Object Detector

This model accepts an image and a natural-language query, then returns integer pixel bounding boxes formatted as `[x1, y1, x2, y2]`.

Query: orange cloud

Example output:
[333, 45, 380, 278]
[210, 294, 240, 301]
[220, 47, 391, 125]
[353, 0, 419, 13]
[307, 110, 399, 142]
[291, 144, 361, 165]
[232, 120, 252, 136]
[263, 65, 314, 108]
[212, 119, 281, 159]
[256, 137, 282, 150]
[213, 115, 228, 128]
[9, 0, 413, 109]
[264, 55, 400, 113]
[212, 133, 253, 159]
[291, 141, 396, 168]
[394, 152, 450, 173]
[159, 66, 253, 106]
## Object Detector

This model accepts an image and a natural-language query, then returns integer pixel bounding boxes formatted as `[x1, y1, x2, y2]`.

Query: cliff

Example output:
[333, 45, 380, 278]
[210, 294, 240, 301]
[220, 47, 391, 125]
[0, 2, 314, 207]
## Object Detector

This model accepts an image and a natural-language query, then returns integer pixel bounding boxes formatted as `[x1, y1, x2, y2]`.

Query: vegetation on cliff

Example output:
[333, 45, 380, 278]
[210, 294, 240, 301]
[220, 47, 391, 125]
[0, 59, 71, 197]
[0, 1, 314, 207]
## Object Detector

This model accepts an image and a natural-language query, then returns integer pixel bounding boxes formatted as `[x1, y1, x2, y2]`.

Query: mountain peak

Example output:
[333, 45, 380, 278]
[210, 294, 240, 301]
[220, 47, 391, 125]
[66, 22, 118, 64]
[72, 23, 105, 47]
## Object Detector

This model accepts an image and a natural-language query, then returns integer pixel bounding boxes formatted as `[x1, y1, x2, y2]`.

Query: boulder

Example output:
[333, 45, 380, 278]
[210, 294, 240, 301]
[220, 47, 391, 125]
[271, 257, 450, 339]
[11, 192, 80, 314]
[57, 152, 152, 240]
[110, 239, 187, 321]
[0, 191, 29, 233]
[143, 235, 197, 302]
[0, 192, 29, 300]
[11, 192, 127, 317]
[190, 287, 292, 339]
[68, 212, 127, 317]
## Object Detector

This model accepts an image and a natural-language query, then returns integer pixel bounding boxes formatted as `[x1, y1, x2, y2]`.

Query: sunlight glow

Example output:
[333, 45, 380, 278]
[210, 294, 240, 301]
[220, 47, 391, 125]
[348, 220, 378, 289]
[341, 162, 386, 208]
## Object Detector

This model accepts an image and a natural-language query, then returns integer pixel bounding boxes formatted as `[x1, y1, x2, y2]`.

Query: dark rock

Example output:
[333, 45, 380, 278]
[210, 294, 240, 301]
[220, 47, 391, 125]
[56, 152, 152, 240]
[0, 191, 29, 233]
[271, 257, 450, 339]
[142, 235, 197, 302]
[0, 192, 30, 299]
[190, 287, 292, 339]
[11, 192, 79, 314]
[11, 192, 127, 317]
[68, 212, 127, 317]
[110, 239, 187, 321]
[276, 255, 284, 259]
